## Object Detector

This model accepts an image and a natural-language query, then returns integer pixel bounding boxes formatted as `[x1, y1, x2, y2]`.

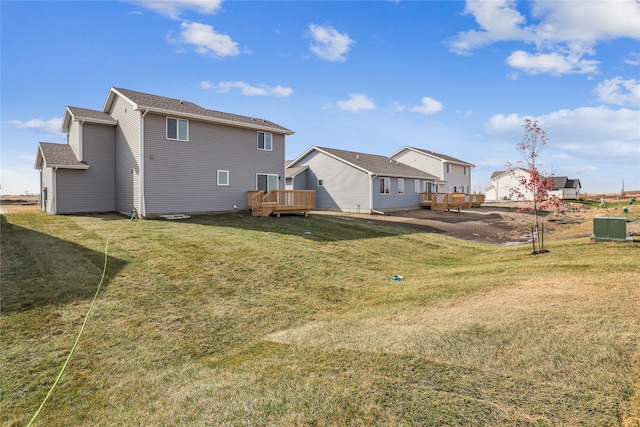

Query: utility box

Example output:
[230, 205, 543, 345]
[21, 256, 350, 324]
[591, 216, 631, 242]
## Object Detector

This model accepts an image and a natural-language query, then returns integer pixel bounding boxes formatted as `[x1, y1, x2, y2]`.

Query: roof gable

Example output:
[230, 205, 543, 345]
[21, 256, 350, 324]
[35, 142, 89, 170]
[392, 146, 475, 167]
[62, 106, 117, 133]
[290, 146, 440, 180]
[103, 87, 293, 135]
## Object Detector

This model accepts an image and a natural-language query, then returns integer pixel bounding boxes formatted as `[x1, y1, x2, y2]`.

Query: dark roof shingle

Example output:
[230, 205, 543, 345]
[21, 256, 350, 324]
[316, 147, 440, 179]
[111, 87, 293, 134]
[407, 147, 475, 167]
[37, 142, 88, 169]
[67, 106, 117, 123]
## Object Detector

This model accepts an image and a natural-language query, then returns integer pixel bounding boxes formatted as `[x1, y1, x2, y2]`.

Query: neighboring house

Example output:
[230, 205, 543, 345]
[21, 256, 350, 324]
[284, 162, 309, 191]
[485, 168, 531, 202]
[35, 87, 293, 217]
[286, 146, 439, 213]
[485, 169, 580, 201]
[389, 146, 475, 194]
[550, 177, 581, 200]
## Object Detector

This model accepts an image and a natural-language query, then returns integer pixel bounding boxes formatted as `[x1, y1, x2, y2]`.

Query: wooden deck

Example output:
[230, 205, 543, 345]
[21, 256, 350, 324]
[420, 192, 485, 212]
[247, 190, 315, 217]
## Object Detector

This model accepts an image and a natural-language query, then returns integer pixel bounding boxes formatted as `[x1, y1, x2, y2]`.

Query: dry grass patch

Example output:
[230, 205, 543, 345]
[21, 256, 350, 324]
[2, 211, 639, 426]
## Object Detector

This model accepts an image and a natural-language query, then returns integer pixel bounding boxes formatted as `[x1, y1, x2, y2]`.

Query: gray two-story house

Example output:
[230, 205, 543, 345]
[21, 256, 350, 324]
[390, 147, 475, 194]
[35, 87, 293, 217]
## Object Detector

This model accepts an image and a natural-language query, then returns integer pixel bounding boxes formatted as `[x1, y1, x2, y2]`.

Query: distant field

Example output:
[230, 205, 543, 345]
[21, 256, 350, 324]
[2, 211, 639, 426]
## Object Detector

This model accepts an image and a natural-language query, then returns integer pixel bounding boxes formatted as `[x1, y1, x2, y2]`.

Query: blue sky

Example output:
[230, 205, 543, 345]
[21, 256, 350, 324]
[2, 0, 639, 196]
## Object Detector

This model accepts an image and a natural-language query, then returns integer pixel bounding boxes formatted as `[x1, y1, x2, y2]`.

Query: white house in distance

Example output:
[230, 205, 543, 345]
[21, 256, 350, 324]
[389, 147, 475, 194]
[550, 177, 582, 200]
[485, 168, 582, 201]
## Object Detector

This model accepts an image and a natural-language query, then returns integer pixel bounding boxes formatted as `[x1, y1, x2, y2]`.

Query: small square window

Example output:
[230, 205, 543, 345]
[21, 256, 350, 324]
[317, 179, 323, 187]
[257, 132, 272, 151]
[167, 117, 188, 141]
[217, 170, 229, 186]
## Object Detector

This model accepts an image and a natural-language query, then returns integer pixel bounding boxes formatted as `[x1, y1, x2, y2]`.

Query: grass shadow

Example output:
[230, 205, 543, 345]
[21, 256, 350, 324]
[0, 215, 127, 313]
[158, 211, 429, 242]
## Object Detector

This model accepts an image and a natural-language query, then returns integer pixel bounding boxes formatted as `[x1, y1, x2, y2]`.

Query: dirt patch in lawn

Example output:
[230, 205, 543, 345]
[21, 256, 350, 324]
[311, 201, 640, 245]
[0, 196, 39, 214]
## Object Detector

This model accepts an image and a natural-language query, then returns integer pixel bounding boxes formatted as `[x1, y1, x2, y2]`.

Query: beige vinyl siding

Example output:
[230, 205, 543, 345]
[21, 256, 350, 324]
[392, 149, 472, 193]
[107, 95, 140, 214]
[68, 121, 81, 160]
[392, 150, 444, 180]
[299, 150, 370, 213]
[143, 113, 285, 214]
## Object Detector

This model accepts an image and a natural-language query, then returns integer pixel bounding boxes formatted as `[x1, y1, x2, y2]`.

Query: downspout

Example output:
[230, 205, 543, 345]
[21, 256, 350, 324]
[52, 166, 58, 214]
[369, 173, 384, 215]
[79, 118, 85, 161]
[139, 109, 149, 217]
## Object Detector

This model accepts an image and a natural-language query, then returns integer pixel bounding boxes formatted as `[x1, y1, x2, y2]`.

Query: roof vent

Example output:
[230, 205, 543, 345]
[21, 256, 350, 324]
[389, 159, 392, 164]
[179, 99, 184, 104]
[356, 154, 360, 160]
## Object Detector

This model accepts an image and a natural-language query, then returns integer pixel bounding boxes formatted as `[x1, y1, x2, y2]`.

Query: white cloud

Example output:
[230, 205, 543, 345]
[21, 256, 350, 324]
[484, 107, 640, 162]
[506, 50, 599, 75]
[173, 22, 239, 58]
[531, 0, 640, 44]
[200, 80, 293, 97]
[594, 77, 640, 107]
[308, 24, 354, 62]
[448, 0, 531, 54]
[390, 97, 443, 115]
[4, 117, 62, 135]
[624, 52, 640, 66]
[333, 94, 376, 112]
[125, 0, 223, 20]
[407, 97, 444, 115]
[449, 0, 640, 75]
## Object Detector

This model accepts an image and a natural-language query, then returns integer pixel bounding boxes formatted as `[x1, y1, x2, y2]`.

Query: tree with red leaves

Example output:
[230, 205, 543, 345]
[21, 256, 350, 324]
[507, 119, 562, 254]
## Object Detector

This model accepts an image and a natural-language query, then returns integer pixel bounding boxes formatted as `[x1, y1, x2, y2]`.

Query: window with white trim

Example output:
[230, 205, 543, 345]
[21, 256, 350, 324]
[217, 170, 229, 186]
[446, 164, 451, 173]
[257, 132, 272, 151]
[464, 166, 468, 175]
[398, 178, 404, 195]
[380, 177, 390, 195]
[167, 117, 188, 141]
[317, 179, 323, 187]
[414, 179, 420, 194]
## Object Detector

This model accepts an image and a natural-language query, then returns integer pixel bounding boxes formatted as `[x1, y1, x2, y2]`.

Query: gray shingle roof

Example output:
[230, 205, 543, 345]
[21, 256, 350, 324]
[36, 142, 88, 169]
[406, 147, 475, 167]
[552, 176, 581, 189]
[110, 87, 293, 134]
[67, 106, 117, 123]
[285, 165, 308, 178]
[316, 147, 440, 179]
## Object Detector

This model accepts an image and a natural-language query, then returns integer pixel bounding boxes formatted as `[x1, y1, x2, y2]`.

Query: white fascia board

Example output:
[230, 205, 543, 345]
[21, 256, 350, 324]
[312, 147, 373, 175]
[47, 163, 90, 170]
[388, 146, 414, 158]
[286, 146, 319, 167]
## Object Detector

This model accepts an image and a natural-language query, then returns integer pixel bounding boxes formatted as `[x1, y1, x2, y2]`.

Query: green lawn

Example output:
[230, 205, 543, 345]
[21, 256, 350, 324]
[2, 212, 639, 426]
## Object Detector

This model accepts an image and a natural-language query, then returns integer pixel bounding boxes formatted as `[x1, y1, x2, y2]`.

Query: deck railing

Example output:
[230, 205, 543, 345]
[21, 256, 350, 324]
[420, 192, 485, 211]
[247, 190, 315, 217]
